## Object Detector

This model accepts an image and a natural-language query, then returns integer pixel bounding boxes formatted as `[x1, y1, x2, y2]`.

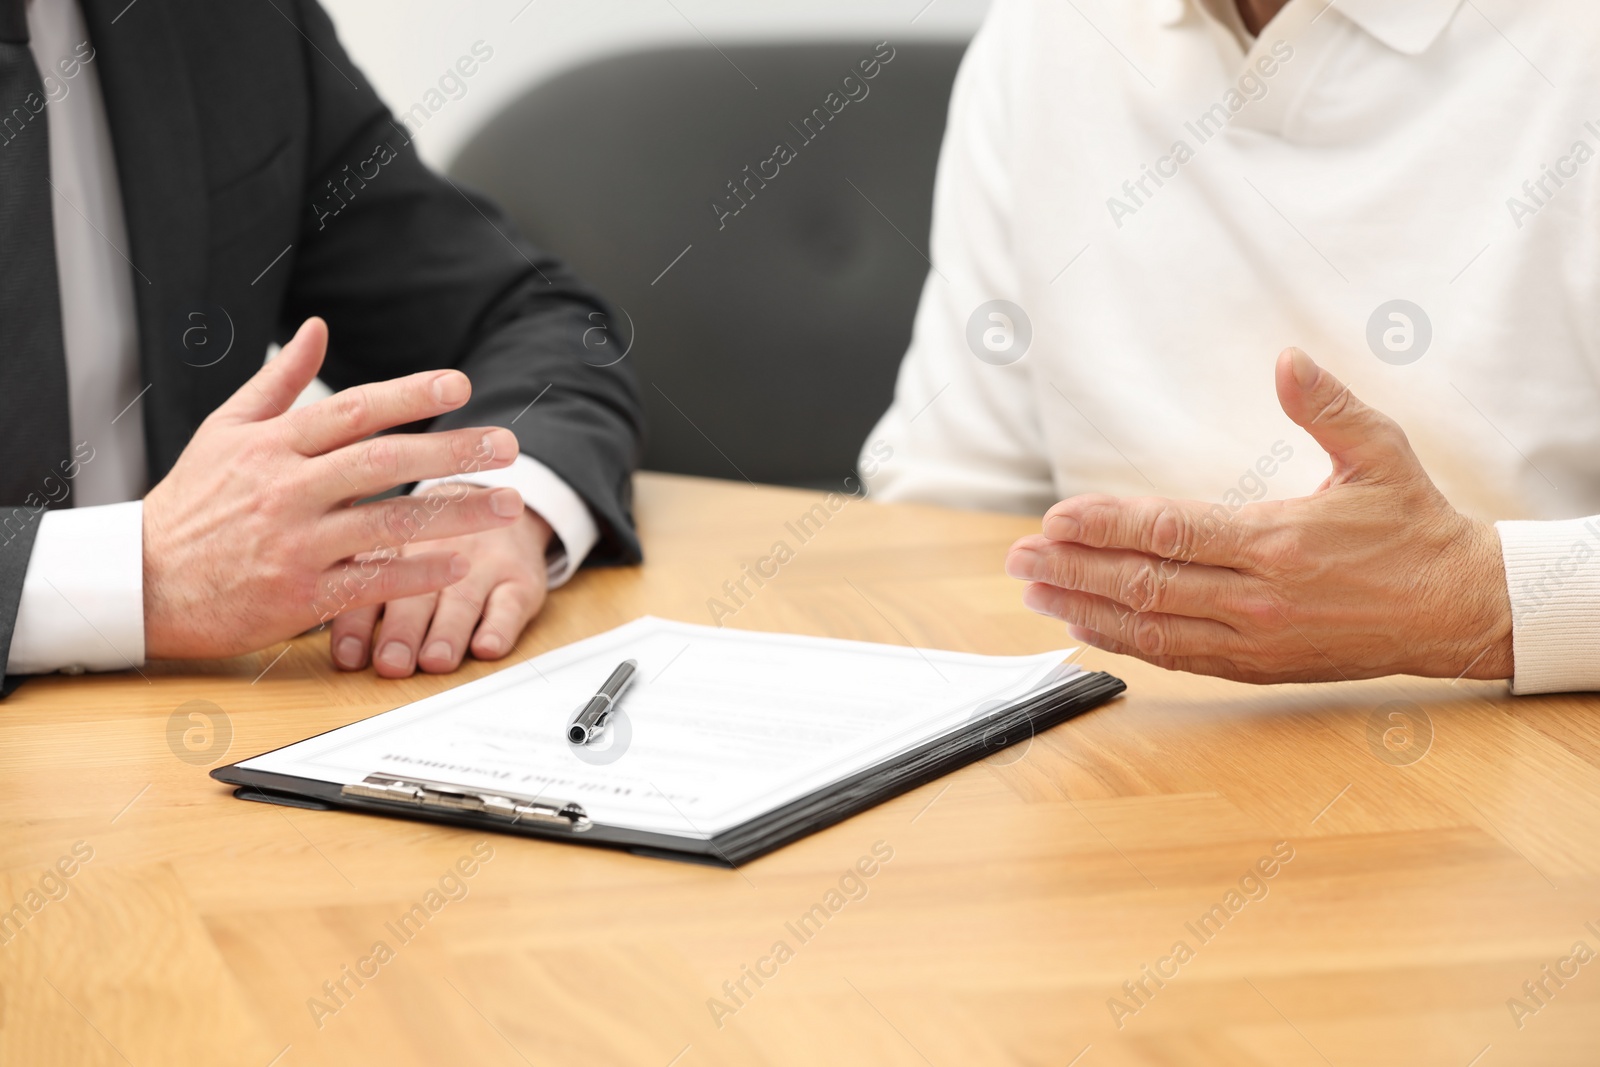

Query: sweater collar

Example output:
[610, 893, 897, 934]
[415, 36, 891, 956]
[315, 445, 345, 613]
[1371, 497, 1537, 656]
[1329, 0, 1466, 55]
[1185, 0, 1467, 56]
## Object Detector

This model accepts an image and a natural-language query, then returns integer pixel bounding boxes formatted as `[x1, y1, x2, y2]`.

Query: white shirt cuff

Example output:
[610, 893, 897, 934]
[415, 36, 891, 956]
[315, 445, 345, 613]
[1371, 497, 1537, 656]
[7, 500, 146, 676]
[1496, 516, 1600, 694]
[414, 454, 598, 588]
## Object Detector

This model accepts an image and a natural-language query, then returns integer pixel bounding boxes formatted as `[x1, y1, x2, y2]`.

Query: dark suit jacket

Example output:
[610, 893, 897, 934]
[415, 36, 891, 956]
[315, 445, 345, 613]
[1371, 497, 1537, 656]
[0, 0, 644, 692]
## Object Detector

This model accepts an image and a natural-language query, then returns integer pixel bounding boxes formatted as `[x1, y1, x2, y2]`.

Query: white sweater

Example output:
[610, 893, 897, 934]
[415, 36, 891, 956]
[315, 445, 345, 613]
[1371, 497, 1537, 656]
[863, 0, 1600, 693]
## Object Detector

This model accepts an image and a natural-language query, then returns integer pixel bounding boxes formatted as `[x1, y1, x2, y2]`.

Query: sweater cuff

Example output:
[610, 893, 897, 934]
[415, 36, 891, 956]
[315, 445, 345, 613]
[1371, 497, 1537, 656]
[1495, 516, 1600, 694]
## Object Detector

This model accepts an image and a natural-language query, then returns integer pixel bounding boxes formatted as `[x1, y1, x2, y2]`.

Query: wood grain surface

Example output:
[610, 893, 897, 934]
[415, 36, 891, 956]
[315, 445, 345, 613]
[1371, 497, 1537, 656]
[3, 472, 1598, 1067]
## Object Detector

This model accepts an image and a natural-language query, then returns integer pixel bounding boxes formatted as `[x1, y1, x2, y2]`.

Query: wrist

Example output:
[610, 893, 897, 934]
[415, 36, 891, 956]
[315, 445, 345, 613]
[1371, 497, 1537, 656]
[1451, 519, 1515, 680]
[524, 507, 556, 558]
[141, 488, 170, 658]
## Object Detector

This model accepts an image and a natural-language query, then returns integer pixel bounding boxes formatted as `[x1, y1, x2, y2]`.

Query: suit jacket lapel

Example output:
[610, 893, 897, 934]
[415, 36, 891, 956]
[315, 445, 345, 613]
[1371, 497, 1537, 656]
[80, 0, 206, 482]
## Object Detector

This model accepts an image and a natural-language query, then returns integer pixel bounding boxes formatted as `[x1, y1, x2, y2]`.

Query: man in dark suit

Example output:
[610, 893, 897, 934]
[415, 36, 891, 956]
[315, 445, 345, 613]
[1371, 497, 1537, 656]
[0, 0, 642, 693]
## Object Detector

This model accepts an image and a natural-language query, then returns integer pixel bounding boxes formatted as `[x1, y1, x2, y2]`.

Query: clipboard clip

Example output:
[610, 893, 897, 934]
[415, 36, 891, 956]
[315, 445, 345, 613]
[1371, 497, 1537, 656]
[341, 773, 592, 832]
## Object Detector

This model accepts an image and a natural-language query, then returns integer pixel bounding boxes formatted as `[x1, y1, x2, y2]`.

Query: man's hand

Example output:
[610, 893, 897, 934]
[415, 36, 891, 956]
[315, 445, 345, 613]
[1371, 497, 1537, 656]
[327, 509, 552, 677]
[143, 317, 526, 660]
[1004, 348, 1515, 684]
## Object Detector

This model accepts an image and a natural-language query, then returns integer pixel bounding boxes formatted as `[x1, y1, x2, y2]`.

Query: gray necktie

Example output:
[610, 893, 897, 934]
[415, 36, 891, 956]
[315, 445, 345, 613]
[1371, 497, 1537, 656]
[0, 0, 74, 510]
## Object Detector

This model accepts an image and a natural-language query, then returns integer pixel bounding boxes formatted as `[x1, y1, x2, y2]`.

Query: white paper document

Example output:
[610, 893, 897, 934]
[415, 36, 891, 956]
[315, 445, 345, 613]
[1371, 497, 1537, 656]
[239, 617, 1078, 838]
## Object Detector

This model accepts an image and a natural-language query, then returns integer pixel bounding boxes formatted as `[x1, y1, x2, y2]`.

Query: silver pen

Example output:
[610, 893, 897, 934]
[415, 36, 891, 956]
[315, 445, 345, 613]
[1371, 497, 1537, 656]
[566, 659, 638, 745]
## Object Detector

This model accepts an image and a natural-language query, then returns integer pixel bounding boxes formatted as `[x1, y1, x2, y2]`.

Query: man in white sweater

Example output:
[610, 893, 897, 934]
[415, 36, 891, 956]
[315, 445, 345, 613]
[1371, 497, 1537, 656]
[862, 0, 1600, 692]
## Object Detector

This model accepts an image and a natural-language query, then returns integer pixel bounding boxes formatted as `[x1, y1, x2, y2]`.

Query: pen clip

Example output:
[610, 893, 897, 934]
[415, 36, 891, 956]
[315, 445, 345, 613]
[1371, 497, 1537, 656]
[568, 659, 638, 745]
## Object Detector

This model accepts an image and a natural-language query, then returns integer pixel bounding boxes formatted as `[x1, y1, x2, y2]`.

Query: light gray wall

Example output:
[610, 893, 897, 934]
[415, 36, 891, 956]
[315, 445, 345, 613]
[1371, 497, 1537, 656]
[319, 0, 989, 168]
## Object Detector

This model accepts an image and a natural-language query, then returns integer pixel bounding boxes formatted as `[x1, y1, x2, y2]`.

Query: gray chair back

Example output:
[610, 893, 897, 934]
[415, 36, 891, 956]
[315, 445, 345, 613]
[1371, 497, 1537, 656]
[449, 42, 966, 488]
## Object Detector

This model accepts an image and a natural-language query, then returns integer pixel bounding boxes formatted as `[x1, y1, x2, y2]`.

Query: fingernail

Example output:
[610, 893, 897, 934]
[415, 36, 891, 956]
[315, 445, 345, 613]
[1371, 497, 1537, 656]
[1022, 584, 1054, 615]
[335, 636, 364, 668]
[433, 372, 468, 406]
[481, 429, 515, 461]
[423, 640, 451, 665]
[1045, 515, 1081, 541]
[490, 488, 522, 518]
[378, 641, 411, 671]
[476, 633, 505, 656]
[1067, 626, 1103, 648]
[1005, 547, 1038, 580]
[448, 554, 470, 581]
[1289, 348, 1318, 388]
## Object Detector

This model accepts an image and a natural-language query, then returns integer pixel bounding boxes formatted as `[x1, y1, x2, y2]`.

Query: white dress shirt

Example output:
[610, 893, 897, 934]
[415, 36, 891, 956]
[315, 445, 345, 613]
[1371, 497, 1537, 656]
[10, 0, 597, 676]
[863, 0, 1600, 693]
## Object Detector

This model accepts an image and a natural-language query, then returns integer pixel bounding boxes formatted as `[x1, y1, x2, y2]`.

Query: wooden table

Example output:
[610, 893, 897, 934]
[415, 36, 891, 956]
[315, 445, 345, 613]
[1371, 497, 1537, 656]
[4, 472, 1599, 1067]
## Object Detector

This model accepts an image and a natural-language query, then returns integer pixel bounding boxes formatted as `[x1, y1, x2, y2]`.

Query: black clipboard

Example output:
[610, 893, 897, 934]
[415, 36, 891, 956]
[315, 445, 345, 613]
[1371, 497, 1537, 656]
[213, 669, 1125, 866]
